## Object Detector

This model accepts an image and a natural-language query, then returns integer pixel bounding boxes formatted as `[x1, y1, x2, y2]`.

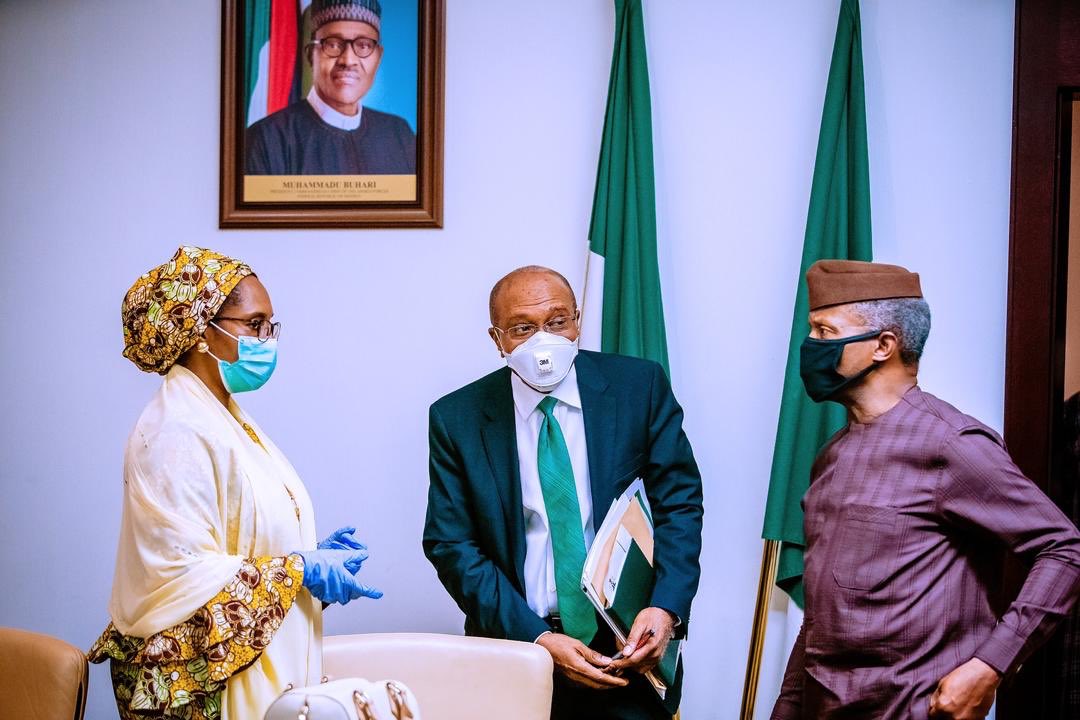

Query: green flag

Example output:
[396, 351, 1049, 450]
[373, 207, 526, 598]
[761, 0, 873, 608]
[584, 0, 668, 374]
[244, 0, 271, 127]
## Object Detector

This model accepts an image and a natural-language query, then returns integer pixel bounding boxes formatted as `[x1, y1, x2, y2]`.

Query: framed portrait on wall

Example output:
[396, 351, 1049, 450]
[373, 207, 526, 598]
[220, 0, 444, 228]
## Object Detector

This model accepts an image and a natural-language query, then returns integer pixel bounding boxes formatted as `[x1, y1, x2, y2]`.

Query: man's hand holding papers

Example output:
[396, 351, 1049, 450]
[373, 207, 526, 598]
[607, 606, 677, 675]
[580, 479, 685, 699]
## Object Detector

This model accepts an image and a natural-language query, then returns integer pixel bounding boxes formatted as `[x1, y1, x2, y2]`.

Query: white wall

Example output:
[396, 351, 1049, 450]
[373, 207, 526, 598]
[0, 2, 1014, 719]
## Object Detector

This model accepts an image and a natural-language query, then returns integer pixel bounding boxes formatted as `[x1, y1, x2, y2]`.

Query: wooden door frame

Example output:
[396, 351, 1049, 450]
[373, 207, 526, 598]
[1000, 0, 1079, 716]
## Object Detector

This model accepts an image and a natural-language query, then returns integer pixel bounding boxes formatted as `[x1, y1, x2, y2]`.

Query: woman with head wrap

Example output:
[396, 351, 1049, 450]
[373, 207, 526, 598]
[88, 246, 380, 720]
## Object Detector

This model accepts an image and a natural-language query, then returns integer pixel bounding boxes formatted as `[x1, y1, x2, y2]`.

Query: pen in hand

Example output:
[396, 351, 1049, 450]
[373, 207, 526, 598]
[611, 627, 656, 662]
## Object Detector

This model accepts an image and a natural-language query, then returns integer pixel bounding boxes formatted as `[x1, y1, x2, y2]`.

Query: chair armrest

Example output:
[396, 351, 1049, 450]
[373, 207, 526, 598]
[322, 632, 553, 720]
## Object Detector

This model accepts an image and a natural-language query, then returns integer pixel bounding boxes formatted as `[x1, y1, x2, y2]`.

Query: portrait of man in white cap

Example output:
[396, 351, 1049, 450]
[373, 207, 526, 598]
[245, 0, 416, 176]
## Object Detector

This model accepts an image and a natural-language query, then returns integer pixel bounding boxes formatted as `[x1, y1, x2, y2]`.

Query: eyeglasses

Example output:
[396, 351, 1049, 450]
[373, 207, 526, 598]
[215, 317, 282, 342]
[309, 36, 380, 59]
[492, 313, 579, 342]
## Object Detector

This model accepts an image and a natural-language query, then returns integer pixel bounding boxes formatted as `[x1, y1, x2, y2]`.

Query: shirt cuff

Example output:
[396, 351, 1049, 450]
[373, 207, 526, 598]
[974, 622, 1027, 676]
[534, 630, 553, 643]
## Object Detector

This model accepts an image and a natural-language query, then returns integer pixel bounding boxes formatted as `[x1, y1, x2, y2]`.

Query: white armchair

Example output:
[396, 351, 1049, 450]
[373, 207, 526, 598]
[322, 632, 553, 720]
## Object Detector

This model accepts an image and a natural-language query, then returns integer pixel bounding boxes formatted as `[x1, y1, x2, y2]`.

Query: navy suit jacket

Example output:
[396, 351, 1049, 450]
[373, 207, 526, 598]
[423, 351, 704, 710]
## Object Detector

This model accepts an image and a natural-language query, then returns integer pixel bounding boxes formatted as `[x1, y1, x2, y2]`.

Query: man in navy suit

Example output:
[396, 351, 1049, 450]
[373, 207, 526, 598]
[423, 266, 704, 719]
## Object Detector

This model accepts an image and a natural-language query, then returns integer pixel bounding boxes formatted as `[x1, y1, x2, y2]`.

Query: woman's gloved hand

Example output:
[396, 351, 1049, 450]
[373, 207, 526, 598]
[317, 526, 368, 552]
[295, 549, 383, 605]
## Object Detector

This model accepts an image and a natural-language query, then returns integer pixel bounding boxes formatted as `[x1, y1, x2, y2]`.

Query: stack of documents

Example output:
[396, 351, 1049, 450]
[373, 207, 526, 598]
[581, 479, 682, 699]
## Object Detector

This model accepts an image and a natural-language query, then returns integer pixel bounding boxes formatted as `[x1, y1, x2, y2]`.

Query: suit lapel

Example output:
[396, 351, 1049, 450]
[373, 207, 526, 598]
[479, 369, 527, 589]
[576, 352, 618, 532]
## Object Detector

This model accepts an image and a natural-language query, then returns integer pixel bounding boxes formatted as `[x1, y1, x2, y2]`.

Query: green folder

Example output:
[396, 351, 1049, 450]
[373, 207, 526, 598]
[608, 537, 680, 688]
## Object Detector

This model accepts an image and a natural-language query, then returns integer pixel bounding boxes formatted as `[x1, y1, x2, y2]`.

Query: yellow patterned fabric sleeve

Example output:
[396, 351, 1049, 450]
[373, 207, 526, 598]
[88, 554, 305, 720]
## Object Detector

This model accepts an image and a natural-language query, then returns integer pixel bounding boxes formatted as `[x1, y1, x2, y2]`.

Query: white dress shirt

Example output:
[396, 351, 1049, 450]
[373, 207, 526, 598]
[511, 366, 595, 620]
[306, 86, 363, 130]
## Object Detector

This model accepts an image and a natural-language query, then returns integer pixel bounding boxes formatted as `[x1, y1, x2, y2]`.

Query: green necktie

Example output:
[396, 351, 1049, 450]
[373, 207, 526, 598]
[536, 395, 597, 644]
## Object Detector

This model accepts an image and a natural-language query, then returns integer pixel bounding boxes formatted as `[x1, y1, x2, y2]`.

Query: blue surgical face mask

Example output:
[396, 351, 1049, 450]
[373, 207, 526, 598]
[208, 321, 278, 394]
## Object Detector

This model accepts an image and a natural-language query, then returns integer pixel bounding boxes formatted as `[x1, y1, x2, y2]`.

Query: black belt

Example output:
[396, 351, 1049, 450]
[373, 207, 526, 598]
[544, 614, 563, 633]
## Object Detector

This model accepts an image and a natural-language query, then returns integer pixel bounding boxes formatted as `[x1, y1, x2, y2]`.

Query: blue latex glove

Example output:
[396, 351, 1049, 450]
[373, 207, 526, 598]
[295, 549, 383, 605]
[317, 526, 368, 552]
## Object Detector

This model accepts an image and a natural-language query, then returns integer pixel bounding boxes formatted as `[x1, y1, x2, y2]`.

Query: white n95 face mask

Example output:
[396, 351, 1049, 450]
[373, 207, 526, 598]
[506, 331, 579, 391]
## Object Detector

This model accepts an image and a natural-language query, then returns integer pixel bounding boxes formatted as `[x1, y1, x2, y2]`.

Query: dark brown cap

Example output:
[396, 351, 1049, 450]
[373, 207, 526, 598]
[806, 259, 922, 310]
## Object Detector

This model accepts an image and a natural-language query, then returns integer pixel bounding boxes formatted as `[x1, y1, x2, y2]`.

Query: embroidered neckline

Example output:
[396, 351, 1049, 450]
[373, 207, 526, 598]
[241, 422, 264, 447]
[240, 422, 301, 524]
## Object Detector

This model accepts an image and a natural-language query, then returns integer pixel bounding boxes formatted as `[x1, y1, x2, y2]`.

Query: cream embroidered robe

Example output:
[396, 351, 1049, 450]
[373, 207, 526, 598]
[91, 365, 321, 719]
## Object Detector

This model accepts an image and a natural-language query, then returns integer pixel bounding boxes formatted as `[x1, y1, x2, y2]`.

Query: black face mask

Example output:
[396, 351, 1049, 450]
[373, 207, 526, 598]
[799, 330, 882, 403]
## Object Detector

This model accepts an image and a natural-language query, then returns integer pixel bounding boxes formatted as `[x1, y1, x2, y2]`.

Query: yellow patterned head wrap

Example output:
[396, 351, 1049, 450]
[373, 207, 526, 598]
[122, 246, 254, 374]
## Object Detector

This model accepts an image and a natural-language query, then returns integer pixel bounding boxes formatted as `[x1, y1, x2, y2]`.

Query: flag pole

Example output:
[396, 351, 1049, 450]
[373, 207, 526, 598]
[740, 539, 779, 720]
[580, 242, 593, 328]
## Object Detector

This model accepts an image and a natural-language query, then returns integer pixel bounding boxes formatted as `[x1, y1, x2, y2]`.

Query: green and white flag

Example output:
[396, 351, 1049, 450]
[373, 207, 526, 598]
[761, 0, 873, 608]
[581, 0, 668, 374]
[245, 0, 313, 128]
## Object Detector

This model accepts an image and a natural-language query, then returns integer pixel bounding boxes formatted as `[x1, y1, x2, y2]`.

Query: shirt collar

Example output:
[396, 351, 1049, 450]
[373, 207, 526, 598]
[510, 364, 582, 421]
[306, 86, 363, 130]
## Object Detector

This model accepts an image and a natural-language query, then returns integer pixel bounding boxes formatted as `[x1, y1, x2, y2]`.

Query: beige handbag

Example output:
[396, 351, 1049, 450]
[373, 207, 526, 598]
[263, 678, 420, 720]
